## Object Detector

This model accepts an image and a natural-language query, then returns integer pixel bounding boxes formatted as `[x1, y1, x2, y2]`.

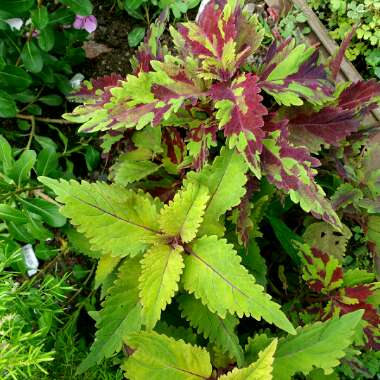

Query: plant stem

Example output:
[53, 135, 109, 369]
[25, 115, 36, 150]
[17, 114, 72, 125]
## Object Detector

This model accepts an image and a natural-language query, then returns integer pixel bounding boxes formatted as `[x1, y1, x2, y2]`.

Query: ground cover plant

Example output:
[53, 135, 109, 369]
[38, 0, 380, 378]
[308, 0, 380, 79]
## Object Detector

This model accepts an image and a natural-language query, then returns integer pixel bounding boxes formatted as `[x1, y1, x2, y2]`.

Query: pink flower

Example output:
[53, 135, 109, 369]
[73, 15, 97, 33]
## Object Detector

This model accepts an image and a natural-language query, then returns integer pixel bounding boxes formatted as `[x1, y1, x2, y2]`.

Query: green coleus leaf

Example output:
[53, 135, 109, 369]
[94, 253, 121, 289]
[186, 148, 248, 236]
[220, 339, 277, 380]
[273, 310, 364, 379]
[123, 331, 212, 380]
[179, 294, 244, 366]
[159, 181, 209, 243]
[77, 257, 142, 373]
[182, 235, 296, 334]
[39, 177, 162, 257]
[139, 244, 184, 329]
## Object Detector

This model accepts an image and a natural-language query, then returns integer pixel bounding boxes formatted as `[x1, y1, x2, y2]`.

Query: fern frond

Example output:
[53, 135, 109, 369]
[123, 331, 212, 380]
[186, 148, 248, 236]
[178, 294, 244, 366]
[77, 257, 142, 374]
[139, 244, 184, 329]
[182, 236, 295, 334]
[220, 339, 277, 380]
[273, 310, 364, 379]
[39, 177, 162, 257]
[159, 182, 209, 242]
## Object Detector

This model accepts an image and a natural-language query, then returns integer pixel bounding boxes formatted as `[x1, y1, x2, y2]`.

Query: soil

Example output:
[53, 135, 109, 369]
[81, 1, 143, 79]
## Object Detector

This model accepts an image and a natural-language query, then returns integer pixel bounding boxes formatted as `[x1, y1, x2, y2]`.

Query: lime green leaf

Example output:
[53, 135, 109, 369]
[182, 235, 295, 334]
[111, 155, 160, 185]
[77, 257, 142, 373]
[123, 331, 212, 380]
[273, 310, 364, 379]
[39, 177, 162, 257]
[139, 244, 184, 329]
[179, 294, 244, 366]
[186, 148, 248, 236]
[220, 339, 277, 380]
[95, 253, 121, 289]
[159, 182, 209, 242]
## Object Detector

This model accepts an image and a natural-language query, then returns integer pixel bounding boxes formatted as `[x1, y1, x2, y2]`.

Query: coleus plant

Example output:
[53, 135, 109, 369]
[39, 0, 380, 378]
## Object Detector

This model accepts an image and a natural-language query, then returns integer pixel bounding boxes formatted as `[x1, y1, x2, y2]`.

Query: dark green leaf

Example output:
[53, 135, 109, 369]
[59, 0, 93, 16]
[25, 212, 53, 240]
[26, 103, 42, 116]
[31, 6, 49, 29]
[0, 204, 28, 224]
[8, 150, 36, 186]
[128, 26, 146, 47]
[35, 242, 58, 260]
[21, 41, 43, 73]
[49, 8, 75, 25]
[36, 148, 59, 176]
[7, 221, 34, 243]
[267, 215, 301, 265]
[19, 198, 66, 227]
[0, 65, 32, 93]
[0, 135, 14, 173]
[38, 94, 63, 106]
[38, 26, 55, 52]
[0, 0, 34, 15]
[0, 89, 17, 118]
[85, 145, 100, 171]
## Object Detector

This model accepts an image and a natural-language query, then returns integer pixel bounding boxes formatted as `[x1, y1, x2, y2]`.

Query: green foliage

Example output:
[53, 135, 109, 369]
[0, 0, 93, 120]
[273, 310, 364, 379]
[308, 0, 380, 77]
[36, 1, 380, 378]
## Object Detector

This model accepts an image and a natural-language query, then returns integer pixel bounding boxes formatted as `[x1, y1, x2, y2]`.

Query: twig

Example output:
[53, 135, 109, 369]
[16, 114, 72, 125]
[33, 189, 61, 206]
[25, 115, 36, 150]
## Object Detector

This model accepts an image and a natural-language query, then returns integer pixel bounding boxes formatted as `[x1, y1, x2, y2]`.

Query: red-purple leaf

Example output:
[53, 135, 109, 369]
[211, 73, 267, 177]
[176, 0, 263, 81]
[338, 80, 380, 115]
[261, 125, 341, 229]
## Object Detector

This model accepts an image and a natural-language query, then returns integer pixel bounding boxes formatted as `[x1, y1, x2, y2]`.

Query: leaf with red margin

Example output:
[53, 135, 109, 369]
[131, 9, 168, 74]
[65, 57, 207, 133]
[338, 79, 380, 114]
[298, 244, 344, 293]
[287, 106, 359, 153]
[175, 0, 264, 81]
[186, 121, 218, 170]
[298, 243, 380, 349]
[259, 39, 333, 106]
[261, 124, 342, 229]
[72, 74, 123, 101]
[211, 73, 268, 178]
